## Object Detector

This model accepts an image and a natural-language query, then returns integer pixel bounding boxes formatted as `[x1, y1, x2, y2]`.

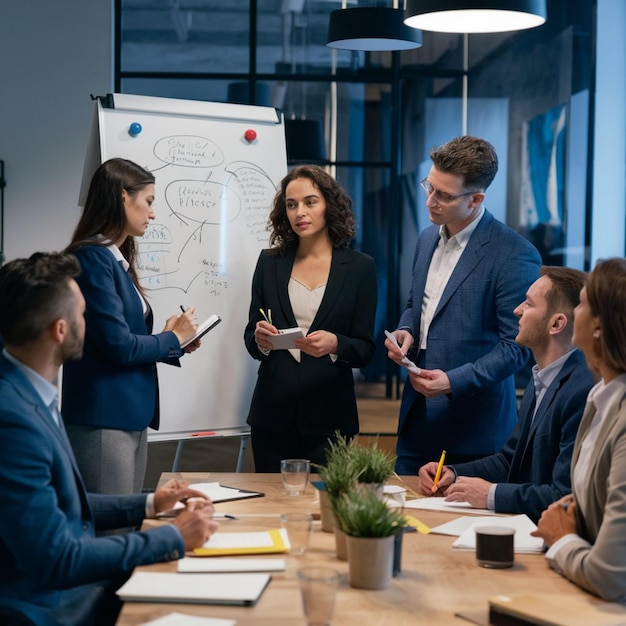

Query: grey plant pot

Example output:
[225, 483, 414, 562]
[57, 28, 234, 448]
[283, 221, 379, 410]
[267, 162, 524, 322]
[346, 534, 395, 590]
[319, 489, 335, 533]
[334, 526, 348, 561]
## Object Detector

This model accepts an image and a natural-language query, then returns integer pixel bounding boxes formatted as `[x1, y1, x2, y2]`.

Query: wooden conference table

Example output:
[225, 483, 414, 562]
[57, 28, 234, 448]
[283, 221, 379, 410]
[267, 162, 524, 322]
[116, 472, 592, 626]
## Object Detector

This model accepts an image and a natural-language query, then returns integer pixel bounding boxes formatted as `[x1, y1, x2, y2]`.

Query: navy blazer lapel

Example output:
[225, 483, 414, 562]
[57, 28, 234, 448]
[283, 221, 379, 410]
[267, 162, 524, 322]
[435, 211, 492, 317]
[310, 247, 349, 331]
[508, 384, 537, 480]
[1, 356, 84, 480]
[514, 352, 580, 474]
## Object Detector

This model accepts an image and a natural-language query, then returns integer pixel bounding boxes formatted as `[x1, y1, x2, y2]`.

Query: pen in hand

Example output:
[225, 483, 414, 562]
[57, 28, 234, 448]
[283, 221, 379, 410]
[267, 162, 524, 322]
[259, 308, 273, 325]
[180, 305, 187, 313]
[432, 450, 446, 493]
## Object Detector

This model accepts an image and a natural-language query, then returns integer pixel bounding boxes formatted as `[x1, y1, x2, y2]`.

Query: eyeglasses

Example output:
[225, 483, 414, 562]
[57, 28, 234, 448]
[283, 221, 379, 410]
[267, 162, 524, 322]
[420, 177, 479, 204]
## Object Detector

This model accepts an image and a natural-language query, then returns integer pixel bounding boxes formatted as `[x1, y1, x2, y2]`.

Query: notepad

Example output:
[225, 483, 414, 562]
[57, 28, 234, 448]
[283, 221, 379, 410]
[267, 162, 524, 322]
[193, 528, 289, 557]
[180, 314, 221, 348]
[178, 557, 286, 573]
[266, 327, 304, 350]
[116, 572, 271, 606]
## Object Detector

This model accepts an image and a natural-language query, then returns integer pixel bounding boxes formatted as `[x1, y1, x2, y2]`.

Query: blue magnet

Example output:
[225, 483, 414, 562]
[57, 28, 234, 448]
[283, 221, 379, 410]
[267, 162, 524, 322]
[128, 122, 142, 137]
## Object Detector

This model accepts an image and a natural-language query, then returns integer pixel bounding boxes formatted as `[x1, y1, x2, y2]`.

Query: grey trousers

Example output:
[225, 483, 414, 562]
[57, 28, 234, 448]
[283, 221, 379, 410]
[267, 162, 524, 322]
[65, 425, 148, 495]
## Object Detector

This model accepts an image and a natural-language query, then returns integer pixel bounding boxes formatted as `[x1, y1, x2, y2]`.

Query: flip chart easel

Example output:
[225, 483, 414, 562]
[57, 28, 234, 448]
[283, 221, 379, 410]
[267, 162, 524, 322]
[81, 93, 287, 470]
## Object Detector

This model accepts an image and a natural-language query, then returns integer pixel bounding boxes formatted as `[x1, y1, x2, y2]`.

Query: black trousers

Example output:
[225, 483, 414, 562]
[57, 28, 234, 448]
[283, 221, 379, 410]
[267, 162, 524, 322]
[250, 427, 342, 473]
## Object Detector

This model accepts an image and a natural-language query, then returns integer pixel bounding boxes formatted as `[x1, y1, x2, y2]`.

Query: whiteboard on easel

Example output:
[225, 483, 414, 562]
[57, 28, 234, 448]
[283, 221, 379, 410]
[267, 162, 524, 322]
[81, 93, 287, 441]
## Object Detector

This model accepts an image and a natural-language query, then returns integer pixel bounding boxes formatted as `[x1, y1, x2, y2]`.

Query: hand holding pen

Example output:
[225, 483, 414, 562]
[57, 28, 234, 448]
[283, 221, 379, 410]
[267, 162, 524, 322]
[163, 305, 198, 346]
[417, 452, 454, 495]
[255, 307, 278, 352]
[431, 450, 447, 493]
[531, 494, 576, 547]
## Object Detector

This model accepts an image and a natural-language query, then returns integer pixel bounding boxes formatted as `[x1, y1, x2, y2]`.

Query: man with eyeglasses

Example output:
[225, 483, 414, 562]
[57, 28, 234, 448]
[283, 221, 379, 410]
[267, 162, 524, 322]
[385, 135, 541, 475]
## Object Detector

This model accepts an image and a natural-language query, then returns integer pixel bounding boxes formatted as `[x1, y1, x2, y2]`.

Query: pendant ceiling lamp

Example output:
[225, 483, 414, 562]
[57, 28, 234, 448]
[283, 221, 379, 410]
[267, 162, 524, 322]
[327, 7, 423, 51]
[404, 0, 547, 34]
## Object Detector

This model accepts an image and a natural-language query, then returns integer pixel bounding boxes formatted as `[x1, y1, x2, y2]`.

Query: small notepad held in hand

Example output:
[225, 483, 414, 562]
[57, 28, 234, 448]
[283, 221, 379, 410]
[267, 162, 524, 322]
[267, 327, 304, 350]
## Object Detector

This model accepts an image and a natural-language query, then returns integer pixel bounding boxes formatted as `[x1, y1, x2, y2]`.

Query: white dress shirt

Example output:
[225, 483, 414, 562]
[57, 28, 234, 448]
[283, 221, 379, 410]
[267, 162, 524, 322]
[419, 207, 484, 350]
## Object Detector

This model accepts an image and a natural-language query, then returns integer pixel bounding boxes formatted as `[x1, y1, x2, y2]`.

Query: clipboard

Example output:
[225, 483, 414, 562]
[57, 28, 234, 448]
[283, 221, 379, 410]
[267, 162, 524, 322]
[216, 484, 265, 503]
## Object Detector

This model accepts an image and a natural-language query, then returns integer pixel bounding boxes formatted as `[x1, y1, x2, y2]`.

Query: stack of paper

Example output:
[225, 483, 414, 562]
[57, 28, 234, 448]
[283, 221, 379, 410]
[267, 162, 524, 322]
[451, 515, 544, 553]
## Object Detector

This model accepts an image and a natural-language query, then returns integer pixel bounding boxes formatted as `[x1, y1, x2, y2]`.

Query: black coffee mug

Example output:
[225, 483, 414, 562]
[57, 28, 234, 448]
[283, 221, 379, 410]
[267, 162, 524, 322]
[475, 526, 515, 568]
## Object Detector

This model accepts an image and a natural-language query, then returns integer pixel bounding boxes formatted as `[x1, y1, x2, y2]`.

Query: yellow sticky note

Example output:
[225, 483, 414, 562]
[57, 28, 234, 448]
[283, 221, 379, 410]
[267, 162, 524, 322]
[404, 514, 431, 534]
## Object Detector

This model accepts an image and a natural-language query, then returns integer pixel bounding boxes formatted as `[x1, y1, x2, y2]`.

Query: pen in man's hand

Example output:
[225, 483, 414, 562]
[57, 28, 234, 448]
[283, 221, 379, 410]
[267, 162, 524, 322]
[180, 305, 187, 313]
[431, 450, 447, 493]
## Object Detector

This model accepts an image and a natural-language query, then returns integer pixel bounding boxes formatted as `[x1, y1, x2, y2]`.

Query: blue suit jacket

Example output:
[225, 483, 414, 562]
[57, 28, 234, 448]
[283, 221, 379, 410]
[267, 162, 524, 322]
[244, 246, 377, 436]
[451, 350, 595, 522]
[0, 353, 184, 621]
[397, 211, 541, 462]
[62, 245, 183, 431]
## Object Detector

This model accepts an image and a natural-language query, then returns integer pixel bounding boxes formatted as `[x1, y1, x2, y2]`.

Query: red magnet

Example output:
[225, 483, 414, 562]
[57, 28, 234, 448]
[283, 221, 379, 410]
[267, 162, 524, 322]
[244, 128, 257, 142]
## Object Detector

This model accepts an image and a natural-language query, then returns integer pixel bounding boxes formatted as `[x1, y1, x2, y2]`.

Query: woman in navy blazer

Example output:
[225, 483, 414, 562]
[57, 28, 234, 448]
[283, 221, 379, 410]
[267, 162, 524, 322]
[244, 165, 377, 472]
[62, 159, 200, 495]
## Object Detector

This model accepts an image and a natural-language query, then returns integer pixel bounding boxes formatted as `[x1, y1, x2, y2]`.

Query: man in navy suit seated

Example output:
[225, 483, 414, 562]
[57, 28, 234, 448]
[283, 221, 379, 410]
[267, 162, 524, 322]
[0, 252, 219, 625]
[418, 267, 595, 523]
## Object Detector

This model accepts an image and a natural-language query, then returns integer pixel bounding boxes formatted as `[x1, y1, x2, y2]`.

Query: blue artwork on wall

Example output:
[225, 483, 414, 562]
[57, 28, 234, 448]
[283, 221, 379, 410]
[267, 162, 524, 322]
[520, 103, 567, 264]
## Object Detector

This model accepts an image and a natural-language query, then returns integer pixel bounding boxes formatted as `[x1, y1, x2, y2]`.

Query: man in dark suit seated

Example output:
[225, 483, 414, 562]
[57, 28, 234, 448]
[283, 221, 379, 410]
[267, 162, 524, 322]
[0, 252, 219, 626]
[418, 267, 595, 523]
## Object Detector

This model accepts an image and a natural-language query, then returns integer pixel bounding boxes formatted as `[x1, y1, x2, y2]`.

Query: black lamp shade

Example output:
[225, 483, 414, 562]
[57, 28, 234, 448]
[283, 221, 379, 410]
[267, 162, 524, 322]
[404, 0, 547, 33]
[327, 7, 423, 51]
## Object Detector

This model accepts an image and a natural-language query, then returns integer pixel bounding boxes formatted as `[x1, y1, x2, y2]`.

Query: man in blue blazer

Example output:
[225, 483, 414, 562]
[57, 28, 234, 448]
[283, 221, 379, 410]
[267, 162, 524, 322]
[0, 252, 218, 625]
[386, 136, 542, 474]
[419, 267, 595, 522]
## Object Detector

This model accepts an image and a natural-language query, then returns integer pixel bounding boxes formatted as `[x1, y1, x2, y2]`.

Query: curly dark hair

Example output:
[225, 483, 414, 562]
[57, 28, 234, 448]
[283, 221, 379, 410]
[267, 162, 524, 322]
[66, 158, 155, 293]
[268, 165, 355, 254]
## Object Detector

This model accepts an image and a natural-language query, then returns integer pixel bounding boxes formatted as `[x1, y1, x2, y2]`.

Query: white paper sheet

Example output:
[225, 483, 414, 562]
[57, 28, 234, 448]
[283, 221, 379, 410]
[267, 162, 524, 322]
[429, 516, 495, 536]
[178, 557, 286, 573]
[452, 514, 544, 553]
[141, 614, 236, 626]
[404, 497, 496, 515]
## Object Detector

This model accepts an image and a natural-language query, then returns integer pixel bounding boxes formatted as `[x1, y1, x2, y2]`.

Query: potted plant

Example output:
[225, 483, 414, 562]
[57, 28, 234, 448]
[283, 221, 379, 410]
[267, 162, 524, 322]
[350, 443, 396, 497]
[314, 433, 359, 535]
[334, 486, 407, 590]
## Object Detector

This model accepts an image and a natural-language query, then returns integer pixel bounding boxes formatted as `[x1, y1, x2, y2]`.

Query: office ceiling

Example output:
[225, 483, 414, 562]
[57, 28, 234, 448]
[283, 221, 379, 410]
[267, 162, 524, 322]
[121, 0, 517, 76]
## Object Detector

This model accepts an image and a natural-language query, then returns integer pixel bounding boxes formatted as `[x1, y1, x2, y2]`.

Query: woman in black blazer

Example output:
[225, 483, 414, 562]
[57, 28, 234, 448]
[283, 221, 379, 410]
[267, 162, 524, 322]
[244, 165, 377, 472]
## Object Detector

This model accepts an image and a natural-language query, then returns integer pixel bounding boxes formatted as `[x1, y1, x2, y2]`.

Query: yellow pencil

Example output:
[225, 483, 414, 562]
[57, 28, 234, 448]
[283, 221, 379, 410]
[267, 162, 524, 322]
[431, 450, 446, 493]
[259, 308, 270, 323]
